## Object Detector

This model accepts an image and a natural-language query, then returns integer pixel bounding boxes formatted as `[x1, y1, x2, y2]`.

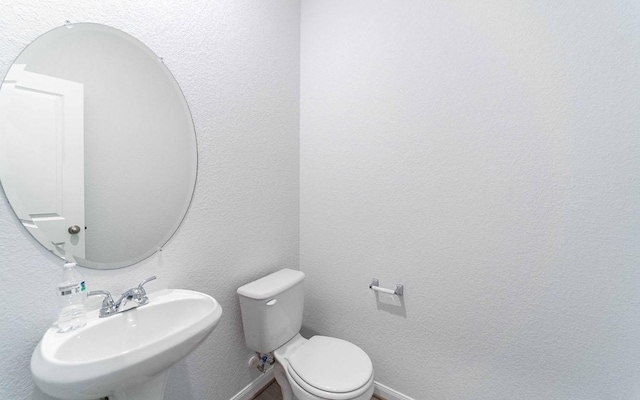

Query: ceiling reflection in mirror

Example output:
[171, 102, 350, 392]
[0, 23, 197, 269]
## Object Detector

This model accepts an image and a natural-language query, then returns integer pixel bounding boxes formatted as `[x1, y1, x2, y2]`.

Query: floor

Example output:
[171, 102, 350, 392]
[252, 379, 382, 400]
[252, 380, 281, 400]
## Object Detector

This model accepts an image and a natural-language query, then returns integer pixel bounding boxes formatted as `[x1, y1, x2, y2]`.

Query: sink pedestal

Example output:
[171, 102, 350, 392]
[112, 370, 169, 400]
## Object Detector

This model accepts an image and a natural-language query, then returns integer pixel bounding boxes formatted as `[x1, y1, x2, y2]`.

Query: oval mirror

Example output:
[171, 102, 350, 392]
[0, 23, 197, 269]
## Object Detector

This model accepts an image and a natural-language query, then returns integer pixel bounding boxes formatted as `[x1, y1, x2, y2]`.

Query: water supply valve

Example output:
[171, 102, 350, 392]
[248, 351, 275, 373]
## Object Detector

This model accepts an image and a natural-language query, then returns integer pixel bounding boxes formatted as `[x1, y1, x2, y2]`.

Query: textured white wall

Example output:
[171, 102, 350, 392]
[3, 1, 640, 399]
[0, 1, 299, 399]
[300, 1, 640, 399]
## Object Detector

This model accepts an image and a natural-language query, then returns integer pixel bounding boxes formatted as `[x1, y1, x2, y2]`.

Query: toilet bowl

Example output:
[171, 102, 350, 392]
[237, 269, 375, 400]
[274, 334, 374, 400]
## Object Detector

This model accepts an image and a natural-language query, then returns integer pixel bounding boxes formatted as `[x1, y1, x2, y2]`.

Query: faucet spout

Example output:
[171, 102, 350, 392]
[114, 287, 150, 312]
[115, 293, 136, 312]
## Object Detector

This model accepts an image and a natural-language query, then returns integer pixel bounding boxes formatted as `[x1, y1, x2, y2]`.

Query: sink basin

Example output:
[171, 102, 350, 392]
[31, 289, 222, 400]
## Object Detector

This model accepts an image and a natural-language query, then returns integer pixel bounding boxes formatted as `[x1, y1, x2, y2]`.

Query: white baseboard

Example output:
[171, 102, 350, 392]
[229, 368, 274, 400]
[374, 381, 415, 400]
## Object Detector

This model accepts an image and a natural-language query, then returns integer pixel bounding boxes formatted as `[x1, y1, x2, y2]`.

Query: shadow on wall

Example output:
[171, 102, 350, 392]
[373, 292, 406, 318]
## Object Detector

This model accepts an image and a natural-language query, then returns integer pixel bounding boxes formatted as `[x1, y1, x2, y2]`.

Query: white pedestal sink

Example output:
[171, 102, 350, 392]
[31, 289, 222, 400]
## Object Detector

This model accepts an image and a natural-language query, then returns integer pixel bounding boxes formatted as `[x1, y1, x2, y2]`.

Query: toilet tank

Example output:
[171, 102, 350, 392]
[237, 269, 305, 354]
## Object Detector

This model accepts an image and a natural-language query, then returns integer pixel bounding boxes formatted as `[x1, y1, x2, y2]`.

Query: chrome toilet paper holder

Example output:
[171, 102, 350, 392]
[369, 278, 404, 296]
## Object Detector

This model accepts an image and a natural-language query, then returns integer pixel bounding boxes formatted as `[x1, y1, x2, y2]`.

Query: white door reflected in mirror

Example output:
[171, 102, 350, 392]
[0, 64, 85, 259]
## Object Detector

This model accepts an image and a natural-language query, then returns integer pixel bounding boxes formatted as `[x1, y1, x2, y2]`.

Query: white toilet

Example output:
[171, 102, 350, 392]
[237, 269, 375, 400]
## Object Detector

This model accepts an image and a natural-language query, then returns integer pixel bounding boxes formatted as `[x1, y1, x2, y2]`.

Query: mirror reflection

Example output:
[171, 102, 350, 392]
[0, 23, 197, 269]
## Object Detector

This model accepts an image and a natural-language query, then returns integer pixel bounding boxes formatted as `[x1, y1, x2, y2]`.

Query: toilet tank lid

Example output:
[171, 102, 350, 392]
[237, 268, 305, 300]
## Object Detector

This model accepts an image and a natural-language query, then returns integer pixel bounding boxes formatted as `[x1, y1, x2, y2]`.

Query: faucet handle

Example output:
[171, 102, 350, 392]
[88, 290, 114, 306]
[126, 276, 156, 307]
[137, 276, 157, 292]
[135, 276, 157, 300]
[88, 290, 117, 317]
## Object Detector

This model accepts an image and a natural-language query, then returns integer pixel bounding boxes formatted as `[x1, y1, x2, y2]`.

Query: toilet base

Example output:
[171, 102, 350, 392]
[274, 361, 295, 400]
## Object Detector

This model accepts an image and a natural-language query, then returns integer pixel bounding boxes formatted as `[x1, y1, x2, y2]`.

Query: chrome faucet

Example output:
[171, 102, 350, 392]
[88, 276, 157, 318]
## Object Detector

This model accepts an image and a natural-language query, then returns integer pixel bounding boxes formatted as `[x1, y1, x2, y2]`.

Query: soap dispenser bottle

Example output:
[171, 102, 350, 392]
[56, 262, 87, 332]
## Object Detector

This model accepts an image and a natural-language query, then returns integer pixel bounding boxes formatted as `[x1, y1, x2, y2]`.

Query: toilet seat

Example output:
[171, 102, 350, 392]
[287, 336, 373, 399]
[287, 364, 374, 400]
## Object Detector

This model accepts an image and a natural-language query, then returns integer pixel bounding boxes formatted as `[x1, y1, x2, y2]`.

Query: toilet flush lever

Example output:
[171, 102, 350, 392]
[266, 299, 277, 306]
